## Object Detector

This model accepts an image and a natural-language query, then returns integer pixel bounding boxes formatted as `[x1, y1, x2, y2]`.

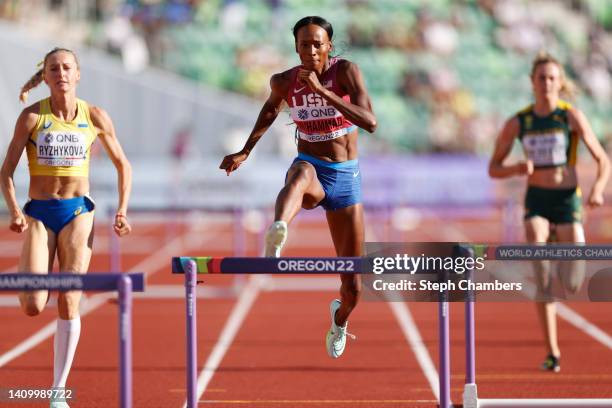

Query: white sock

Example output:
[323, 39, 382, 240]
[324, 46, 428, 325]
[53, 317, 81, 388]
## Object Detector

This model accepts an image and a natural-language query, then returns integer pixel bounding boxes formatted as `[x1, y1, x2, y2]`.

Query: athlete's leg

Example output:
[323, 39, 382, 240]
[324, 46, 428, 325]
[555, 222, 586, 294]
[265, 161, 325, 257]
[526, 216, 560, 360]
[326, 203, 364, 326]
[18, 217, 56, 316]
[53, 211, 94, 389]
[324, 204, 364, 358]
[275, 161, 325, 222]
[56, 210, 93, 318]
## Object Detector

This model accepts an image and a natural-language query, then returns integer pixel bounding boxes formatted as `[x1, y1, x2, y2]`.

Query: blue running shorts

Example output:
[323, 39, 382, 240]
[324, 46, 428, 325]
[291, 152, 362, 211]
[24, 195, 95, 235]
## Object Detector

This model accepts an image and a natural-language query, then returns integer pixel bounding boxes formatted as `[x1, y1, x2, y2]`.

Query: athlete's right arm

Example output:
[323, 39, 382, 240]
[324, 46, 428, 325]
[219, 73, 287, 175]
[0, 106, 38, 232]
[488, 116, 533, 179]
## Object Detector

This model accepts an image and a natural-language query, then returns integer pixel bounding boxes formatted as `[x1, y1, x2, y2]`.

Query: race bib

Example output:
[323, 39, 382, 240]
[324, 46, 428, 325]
[298, 126, 356, 143]
[36, 131, 88, 167]
[522, 131, 567, 166]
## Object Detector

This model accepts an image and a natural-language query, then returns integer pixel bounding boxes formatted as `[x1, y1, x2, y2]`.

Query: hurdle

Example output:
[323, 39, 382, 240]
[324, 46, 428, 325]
[174, 254, 612, 408]
[433, 246, 612, 408]
[172, 256, 368, 408]
[0, 273, 145, 408]
[461, 296, 612, 408]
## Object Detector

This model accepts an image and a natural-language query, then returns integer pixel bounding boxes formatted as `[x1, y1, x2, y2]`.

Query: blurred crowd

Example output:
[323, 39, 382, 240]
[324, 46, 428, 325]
[1, 0, 611, 155]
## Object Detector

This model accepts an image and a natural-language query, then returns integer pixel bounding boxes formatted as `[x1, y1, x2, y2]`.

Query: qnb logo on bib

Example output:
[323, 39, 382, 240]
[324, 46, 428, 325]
[297, 109, 309, 120]
[292, 106, 340, 120]
[523, 132, 567, 166]
[36, 131, 87, 167]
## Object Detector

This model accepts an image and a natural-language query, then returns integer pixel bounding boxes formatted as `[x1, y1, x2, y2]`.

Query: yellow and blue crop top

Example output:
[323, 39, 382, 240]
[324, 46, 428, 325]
[26, 97, 97, 177]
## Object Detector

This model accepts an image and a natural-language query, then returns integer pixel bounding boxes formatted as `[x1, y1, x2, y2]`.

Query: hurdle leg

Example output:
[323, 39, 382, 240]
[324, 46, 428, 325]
[463, 298, 478, 408]
[118, 275, 133, 408]
[439, 299, 451, 408]
[185, 260, 198, 408]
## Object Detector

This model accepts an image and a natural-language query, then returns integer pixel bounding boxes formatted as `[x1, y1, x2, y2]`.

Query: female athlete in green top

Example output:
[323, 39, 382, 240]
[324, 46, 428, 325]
[489, 52, 609, 372]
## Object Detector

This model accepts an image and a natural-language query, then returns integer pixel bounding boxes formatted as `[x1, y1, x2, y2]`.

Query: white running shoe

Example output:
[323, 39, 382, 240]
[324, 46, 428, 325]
[264, 221, 288, 258]
[325, 299, 356, 358]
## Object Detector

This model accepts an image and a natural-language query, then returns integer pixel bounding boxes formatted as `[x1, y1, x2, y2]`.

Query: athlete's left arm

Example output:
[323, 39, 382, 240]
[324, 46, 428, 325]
[303, 61, 377, 133]
[90, 105, 133, 236]
[569, 107, 610, 207]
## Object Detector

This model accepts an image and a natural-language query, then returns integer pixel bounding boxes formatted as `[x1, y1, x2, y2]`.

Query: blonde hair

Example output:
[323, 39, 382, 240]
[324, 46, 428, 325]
[19, 47, 80, 103]
[530, 51, 577, 100]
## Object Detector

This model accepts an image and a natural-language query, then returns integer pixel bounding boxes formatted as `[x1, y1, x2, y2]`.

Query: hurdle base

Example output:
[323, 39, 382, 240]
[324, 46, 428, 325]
[477, 398, 612, 407]
[463, 385, 612, 408]
[463, 383, 478, 408]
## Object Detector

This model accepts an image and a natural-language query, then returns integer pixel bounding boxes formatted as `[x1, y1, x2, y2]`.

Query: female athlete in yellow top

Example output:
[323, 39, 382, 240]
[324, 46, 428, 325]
[489, 52, 609, 372]
[0, 48, 132, 407]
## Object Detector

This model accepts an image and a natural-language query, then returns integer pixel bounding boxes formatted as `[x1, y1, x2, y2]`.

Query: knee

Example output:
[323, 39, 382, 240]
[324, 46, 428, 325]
[19, 293, 47, 317]
[535, 287, 554, 303]
[58, 293, 81, 320]
[558, 261, 585, 295]
[564, 279, 583, 295]
[21, 300, 45, 316]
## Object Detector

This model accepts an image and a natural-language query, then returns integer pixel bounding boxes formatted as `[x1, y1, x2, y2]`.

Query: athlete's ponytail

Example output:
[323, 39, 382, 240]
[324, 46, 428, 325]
[19, 69, 44, 103]
[19, 47, 79, 103]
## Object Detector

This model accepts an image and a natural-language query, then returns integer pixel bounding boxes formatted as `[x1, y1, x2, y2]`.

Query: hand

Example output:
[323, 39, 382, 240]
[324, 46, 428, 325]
[113, 214, 132, 237]
[587, 189, 604, 208]
[517, 160, 534, 176]
[219, 151, 248, 176]
[9, 212, 28, 233]
[297, 69, 324, 94]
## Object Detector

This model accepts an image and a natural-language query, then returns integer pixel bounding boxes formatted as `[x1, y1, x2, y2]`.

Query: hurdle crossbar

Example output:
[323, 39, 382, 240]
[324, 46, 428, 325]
[172, 256, 368, 274]
[0, 273, 145, 408]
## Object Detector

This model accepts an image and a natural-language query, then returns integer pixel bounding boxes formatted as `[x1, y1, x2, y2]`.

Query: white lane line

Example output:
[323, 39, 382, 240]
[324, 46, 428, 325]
[364, 213, 447, 405]
[492, 267, 612, 350]
[556, 303, 612, 349]
[388, 301, 443, 403]
[184, 275, 264, 408]
[0, 293, 109, 367]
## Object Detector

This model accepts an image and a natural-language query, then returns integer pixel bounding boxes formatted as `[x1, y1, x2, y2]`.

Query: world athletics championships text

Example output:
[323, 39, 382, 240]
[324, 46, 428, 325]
[0, 275, 83, 290]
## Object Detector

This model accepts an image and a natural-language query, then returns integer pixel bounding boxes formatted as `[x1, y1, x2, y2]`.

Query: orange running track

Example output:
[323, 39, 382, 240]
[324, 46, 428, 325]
[1, 208, 611, 408]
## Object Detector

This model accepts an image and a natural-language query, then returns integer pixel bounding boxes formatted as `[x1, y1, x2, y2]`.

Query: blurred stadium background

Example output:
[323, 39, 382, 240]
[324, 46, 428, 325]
[0, 0, 611, 240]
